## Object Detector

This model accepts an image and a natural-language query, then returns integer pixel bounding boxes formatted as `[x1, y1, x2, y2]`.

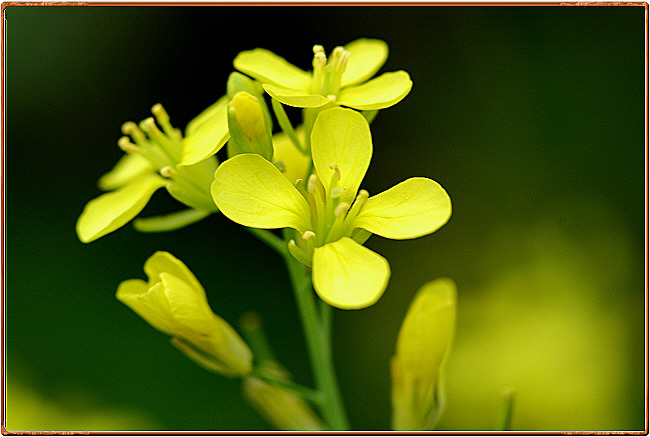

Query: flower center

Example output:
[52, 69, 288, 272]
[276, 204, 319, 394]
[303, 164, 369, 249]
[118, 104, 184, 171]
[311, 45, 351, 99]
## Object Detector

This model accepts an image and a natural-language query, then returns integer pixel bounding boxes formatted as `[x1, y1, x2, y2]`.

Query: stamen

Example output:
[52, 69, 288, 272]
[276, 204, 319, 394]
[140, 117, 162, 137]
[334, 202, 350, 218]
[151, 103, 177, 139]
[340, 189, 370, 236]
[336, 50, 350, 73]
[160, 166, 177, 178]
[329, 46, 344, 67]
[312, 45, 327, 94]
[117, 136, 140, 154]
[288, 239, 312, 267]
[121, 121, 146, 143]
[302, 231, 316, 241]
[326, 94, 337, 102]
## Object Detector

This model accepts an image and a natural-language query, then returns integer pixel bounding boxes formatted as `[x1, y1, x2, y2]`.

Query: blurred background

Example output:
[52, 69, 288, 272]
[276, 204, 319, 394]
[5, 5, 645, 431]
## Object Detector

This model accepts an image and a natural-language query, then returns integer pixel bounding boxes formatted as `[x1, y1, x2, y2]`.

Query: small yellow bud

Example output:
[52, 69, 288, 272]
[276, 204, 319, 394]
[227, 92, 273, 160]
[243, 363, 326, 431]
[116, 251, 253, 377]
[230, 92, 267, 142]
[391, 278, 457, 430]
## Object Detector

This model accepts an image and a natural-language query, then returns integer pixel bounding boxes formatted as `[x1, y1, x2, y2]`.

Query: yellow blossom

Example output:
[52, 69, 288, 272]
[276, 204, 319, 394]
[211, 107, 451, 310]
[116, 251, 252, 377]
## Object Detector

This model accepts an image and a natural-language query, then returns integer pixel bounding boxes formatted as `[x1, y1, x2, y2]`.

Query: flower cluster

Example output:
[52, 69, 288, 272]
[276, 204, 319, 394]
[77, 38, 457, 431]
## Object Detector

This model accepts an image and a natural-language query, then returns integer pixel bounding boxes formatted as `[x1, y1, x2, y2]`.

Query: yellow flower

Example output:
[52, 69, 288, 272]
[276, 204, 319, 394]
[234, 38, 412, 110]
[391, 278, 457, 430]
[243, 362, 326, 431]
[76, 101, 229, 243]
[211, 107, 451, 310]
[116, 251, 252, 377]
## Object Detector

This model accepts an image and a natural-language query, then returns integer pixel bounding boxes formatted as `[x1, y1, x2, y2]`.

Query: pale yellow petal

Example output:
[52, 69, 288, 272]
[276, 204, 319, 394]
[98, 153, 154, 191]
[160, 273, 218, 334]
[181, 102, 229, 166]
[311, 107, 372, 197]
[312, 237, 390, 310]
[341, 38, 388, 87]
[263, 84, 332, 108]
[185, 96, 228, 136]
[337, 71, 412, 110]
[234, 48, 312, 90]
[143, 251, 204, 293]
[76, 174, 167, 243]
[116, 280, 178, 336]
[211, 154, 311, 233]
[353, 178, 451, 240]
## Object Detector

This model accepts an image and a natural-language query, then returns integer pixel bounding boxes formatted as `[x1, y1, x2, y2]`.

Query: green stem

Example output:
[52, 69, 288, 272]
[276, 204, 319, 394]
[282, 230, 349, 430]
[245, 227, 287, 256]
[252, 370, 325, 406]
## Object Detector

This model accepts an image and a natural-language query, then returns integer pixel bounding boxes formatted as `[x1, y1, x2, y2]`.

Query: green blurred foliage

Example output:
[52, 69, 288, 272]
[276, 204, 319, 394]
[5, 5, 644, 431]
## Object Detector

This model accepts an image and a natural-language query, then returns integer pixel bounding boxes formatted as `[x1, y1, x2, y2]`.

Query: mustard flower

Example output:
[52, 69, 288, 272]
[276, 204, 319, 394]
[391, 278, 457, 430]
[76, 102, 228, 243]
[211, 107, 451, 310]
[116, 251, 253, 377]
[234, 38, 412, 110]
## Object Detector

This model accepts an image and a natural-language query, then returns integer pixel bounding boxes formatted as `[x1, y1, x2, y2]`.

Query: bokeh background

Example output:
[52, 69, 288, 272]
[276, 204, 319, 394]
[5, 5, 645, 431]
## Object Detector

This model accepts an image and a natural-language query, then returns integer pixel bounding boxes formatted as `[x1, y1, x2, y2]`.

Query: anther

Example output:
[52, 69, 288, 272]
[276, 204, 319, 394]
[308, 174, 319, 194]
[140, 117, 162, 137]
[160, 166, 177, 178]
[356, 189, 369, 202]
[151, 104, 169, 124]
[121, 121, 145, 141]
[302, 231, 316, 241]
[334, 202, 350, 218]
[117, 136, 140, 154]
[329, 163, 341, 178]
[327, 94, 337, 102]
[313, 45, 325, 55]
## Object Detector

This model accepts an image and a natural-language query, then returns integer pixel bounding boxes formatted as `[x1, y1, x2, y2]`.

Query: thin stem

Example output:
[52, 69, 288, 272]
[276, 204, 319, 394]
[245, 227, 287, 256]
[252, 370, 325, 406]
[495, 389, 515, 431]
[282, 229, 349, 430]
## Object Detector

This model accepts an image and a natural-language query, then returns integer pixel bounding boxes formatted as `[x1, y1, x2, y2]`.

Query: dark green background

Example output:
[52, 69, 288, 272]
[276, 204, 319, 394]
[6, 5, 645, 431]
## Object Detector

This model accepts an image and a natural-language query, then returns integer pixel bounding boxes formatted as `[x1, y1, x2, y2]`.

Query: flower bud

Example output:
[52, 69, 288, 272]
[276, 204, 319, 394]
[227, 91, 273, 161]
[243, 363, 326, 431]
[391, 278, 457, 430]
[116, 251, 253, 377]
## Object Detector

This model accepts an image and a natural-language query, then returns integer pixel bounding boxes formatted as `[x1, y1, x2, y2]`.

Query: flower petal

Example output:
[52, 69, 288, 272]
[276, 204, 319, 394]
[160, 272, 218, 334]
[311, 107, 372, 197]
[353, 177, 451, 240]
[211, 154, 311, 233]
[76, 174, 167, 243]
[234, 48, 312, 90]
[181, 102, 229, 166]
[272, 129, 310, 185]
[185, 96, 228, 137]
[312, 237, 390, 310]
[98, 153, 154, 191]
[341, 38, 389, 87]
[337, 71, 413, 110]
[143, 251, 204, 293]
[133, 209, 212, 233]
[263, 84, 332, 108]
[116, 279, 178, 336]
